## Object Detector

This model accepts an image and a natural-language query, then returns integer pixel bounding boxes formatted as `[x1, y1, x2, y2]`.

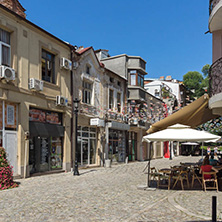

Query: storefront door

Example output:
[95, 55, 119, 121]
[79, 138, 96, 165]
[4, 131, 17, 174]
[82, 138, 89, 165]
[77, 127, 96, 166]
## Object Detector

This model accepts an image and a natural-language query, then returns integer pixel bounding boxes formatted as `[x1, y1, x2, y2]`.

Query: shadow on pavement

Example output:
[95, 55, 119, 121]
[79, 169, 97, 175]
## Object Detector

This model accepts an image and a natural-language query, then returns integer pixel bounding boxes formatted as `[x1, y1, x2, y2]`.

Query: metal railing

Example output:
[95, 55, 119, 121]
[209, 57, 222, 96]
[209, 0, 221, 15]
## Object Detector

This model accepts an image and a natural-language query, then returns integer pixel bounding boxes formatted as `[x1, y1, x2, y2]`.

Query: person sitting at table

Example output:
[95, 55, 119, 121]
[200, 156, 218, 179]
[209, 153, 218, 166]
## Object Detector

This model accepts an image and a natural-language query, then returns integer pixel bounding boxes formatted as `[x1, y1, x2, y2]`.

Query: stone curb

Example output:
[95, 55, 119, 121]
[168, 191, 211, 221]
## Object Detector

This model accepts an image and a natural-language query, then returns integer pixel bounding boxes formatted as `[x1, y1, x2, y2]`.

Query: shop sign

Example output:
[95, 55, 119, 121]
[108, 121, 130, 131]
[90, 118, 105, 127]
[29, 108, 62, 125]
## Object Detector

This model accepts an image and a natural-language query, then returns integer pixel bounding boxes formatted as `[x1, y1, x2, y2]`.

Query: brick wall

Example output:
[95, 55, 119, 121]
[0, 0, 26, 18]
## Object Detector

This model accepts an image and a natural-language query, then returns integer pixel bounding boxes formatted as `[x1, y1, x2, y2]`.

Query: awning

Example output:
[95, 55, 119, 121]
[29, 122, 65, 137]
[147, 94, 219, 134]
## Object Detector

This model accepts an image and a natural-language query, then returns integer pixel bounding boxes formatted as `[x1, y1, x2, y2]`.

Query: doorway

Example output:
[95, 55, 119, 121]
[77, 127, 96, 166]
[4, 131, 18, 174]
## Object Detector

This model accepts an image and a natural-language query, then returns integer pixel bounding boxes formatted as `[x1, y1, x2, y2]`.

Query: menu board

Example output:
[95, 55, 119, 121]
[50, 137, 62, 169]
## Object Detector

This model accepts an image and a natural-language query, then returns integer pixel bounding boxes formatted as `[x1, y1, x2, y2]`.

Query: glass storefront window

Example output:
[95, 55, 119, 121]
[77, 126, 96, 165]
[50, 137, 62, 169]
[90, 127, 96, 132]
[29, 136, 63, 174]
[82, 127, 89, 131]
[108, 130, 125, 162]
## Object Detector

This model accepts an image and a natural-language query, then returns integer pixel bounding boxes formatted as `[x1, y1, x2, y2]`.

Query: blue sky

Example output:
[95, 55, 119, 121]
[20, 0, 211, 81]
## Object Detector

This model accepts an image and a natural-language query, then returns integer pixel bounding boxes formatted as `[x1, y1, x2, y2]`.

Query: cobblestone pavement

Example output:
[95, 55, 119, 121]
[0, 156, 222, 222]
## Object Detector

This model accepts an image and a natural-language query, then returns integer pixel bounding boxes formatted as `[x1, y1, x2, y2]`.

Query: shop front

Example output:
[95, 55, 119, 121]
[29, 108, 64, 174]
[107, 121, 129, 163]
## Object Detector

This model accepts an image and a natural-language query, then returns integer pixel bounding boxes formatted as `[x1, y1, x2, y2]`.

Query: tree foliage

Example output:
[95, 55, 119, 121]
[183, 64, 210, 99]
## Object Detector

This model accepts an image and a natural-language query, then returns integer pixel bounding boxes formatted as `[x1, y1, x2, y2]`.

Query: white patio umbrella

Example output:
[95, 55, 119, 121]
[142, 124, 221, 187]
[143, 124, 221, 143]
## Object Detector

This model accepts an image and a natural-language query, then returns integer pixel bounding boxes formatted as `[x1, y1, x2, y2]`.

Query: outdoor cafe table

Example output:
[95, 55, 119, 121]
[159, 167, 190, 190]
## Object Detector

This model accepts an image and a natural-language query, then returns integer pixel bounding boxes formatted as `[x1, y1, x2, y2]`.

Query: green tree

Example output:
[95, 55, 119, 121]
[183, 71, 203, 99]
[201, 64, 210, 77]
[201, 64, 210, 93]
[183, 64, 210, 99]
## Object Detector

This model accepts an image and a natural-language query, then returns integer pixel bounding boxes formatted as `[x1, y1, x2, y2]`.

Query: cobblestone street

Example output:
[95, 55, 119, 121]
[1, 156, 222, 222]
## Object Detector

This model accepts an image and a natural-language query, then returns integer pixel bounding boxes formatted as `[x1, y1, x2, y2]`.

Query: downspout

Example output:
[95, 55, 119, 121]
[70, 47, 74, 170]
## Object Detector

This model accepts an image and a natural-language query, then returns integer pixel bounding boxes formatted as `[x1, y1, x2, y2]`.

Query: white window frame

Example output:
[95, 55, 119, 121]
[117, 92, 122, 113]
[82, 81, 92, 104]
[109, 89, 114, 110]
[0, 31, 11, 67]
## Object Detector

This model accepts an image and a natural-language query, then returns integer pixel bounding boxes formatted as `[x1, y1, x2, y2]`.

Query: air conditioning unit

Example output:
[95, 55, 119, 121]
[56, 95, 68, 106]
[60, 57, 72, 70]
[0, 65, 15, 81]
[129, 118, 138, 125]
[29, 78, 44, 91]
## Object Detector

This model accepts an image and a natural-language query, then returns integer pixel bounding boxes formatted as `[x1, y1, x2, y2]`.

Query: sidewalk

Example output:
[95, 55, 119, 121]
[0, 155, 221, 222]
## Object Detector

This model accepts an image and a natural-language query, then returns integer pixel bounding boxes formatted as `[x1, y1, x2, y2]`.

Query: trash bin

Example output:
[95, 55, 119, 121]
[105, 159, 111, 168]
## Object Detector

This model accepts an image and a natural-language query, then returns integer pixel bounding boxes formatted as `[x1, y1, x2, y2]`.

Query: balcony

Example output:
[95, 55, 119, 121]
[209, 57, 222, 96]
[79, 103, 101, 117]
[209, 0, 220, 15]
[209, 0, 222, 32]
[209, 57, 222, 115]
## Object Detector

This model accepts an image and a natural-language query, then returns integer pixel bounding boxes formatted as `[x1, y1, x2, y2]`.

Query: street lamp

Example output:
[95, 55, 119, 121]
[73, 98, 80, 176]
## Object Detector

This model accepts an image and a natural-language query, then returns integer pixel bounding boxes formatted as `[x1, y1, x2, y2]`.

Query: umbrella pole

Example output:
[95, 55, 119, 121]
[169, 141, 172, 160]
[202, 142, 204, 160]
[147, 143, 152, 187]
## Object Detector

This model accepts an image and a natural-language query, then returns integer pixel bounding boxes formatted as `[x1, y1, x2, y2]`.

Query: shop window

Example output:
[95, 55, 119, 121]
[117, 92, 121, 113]
[82, 81, 92, 104]
[0, 28, 10, 67]
[41, 49, 55, 83]
[109, 89, 114, 110]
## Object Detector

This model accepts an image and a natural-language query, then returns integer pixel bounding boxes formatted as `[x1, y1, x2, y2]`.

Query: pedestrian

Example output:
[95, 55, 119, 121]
[207, 147, 211, 156]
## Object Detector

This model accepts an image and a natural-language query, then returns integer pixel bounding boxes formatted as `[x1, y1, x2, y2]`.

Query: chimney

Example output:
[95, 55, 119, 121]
[0, 0, 26, 18]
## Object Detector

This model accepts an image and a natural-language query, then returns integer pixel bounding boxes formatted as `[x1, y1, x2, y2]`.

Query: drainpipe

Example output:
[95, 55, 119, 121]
[70, 47, 74, 170]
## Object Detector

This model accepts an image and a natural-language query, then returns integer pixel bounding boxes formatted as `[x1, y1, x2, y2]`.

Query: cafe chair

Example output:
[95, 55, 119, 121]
[157, 172, 171, 190]
[191, 167, 202, 188]
[172, 167, 189, 190]
[202, 171, 218, 192]
[149, 167, 161, 182]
